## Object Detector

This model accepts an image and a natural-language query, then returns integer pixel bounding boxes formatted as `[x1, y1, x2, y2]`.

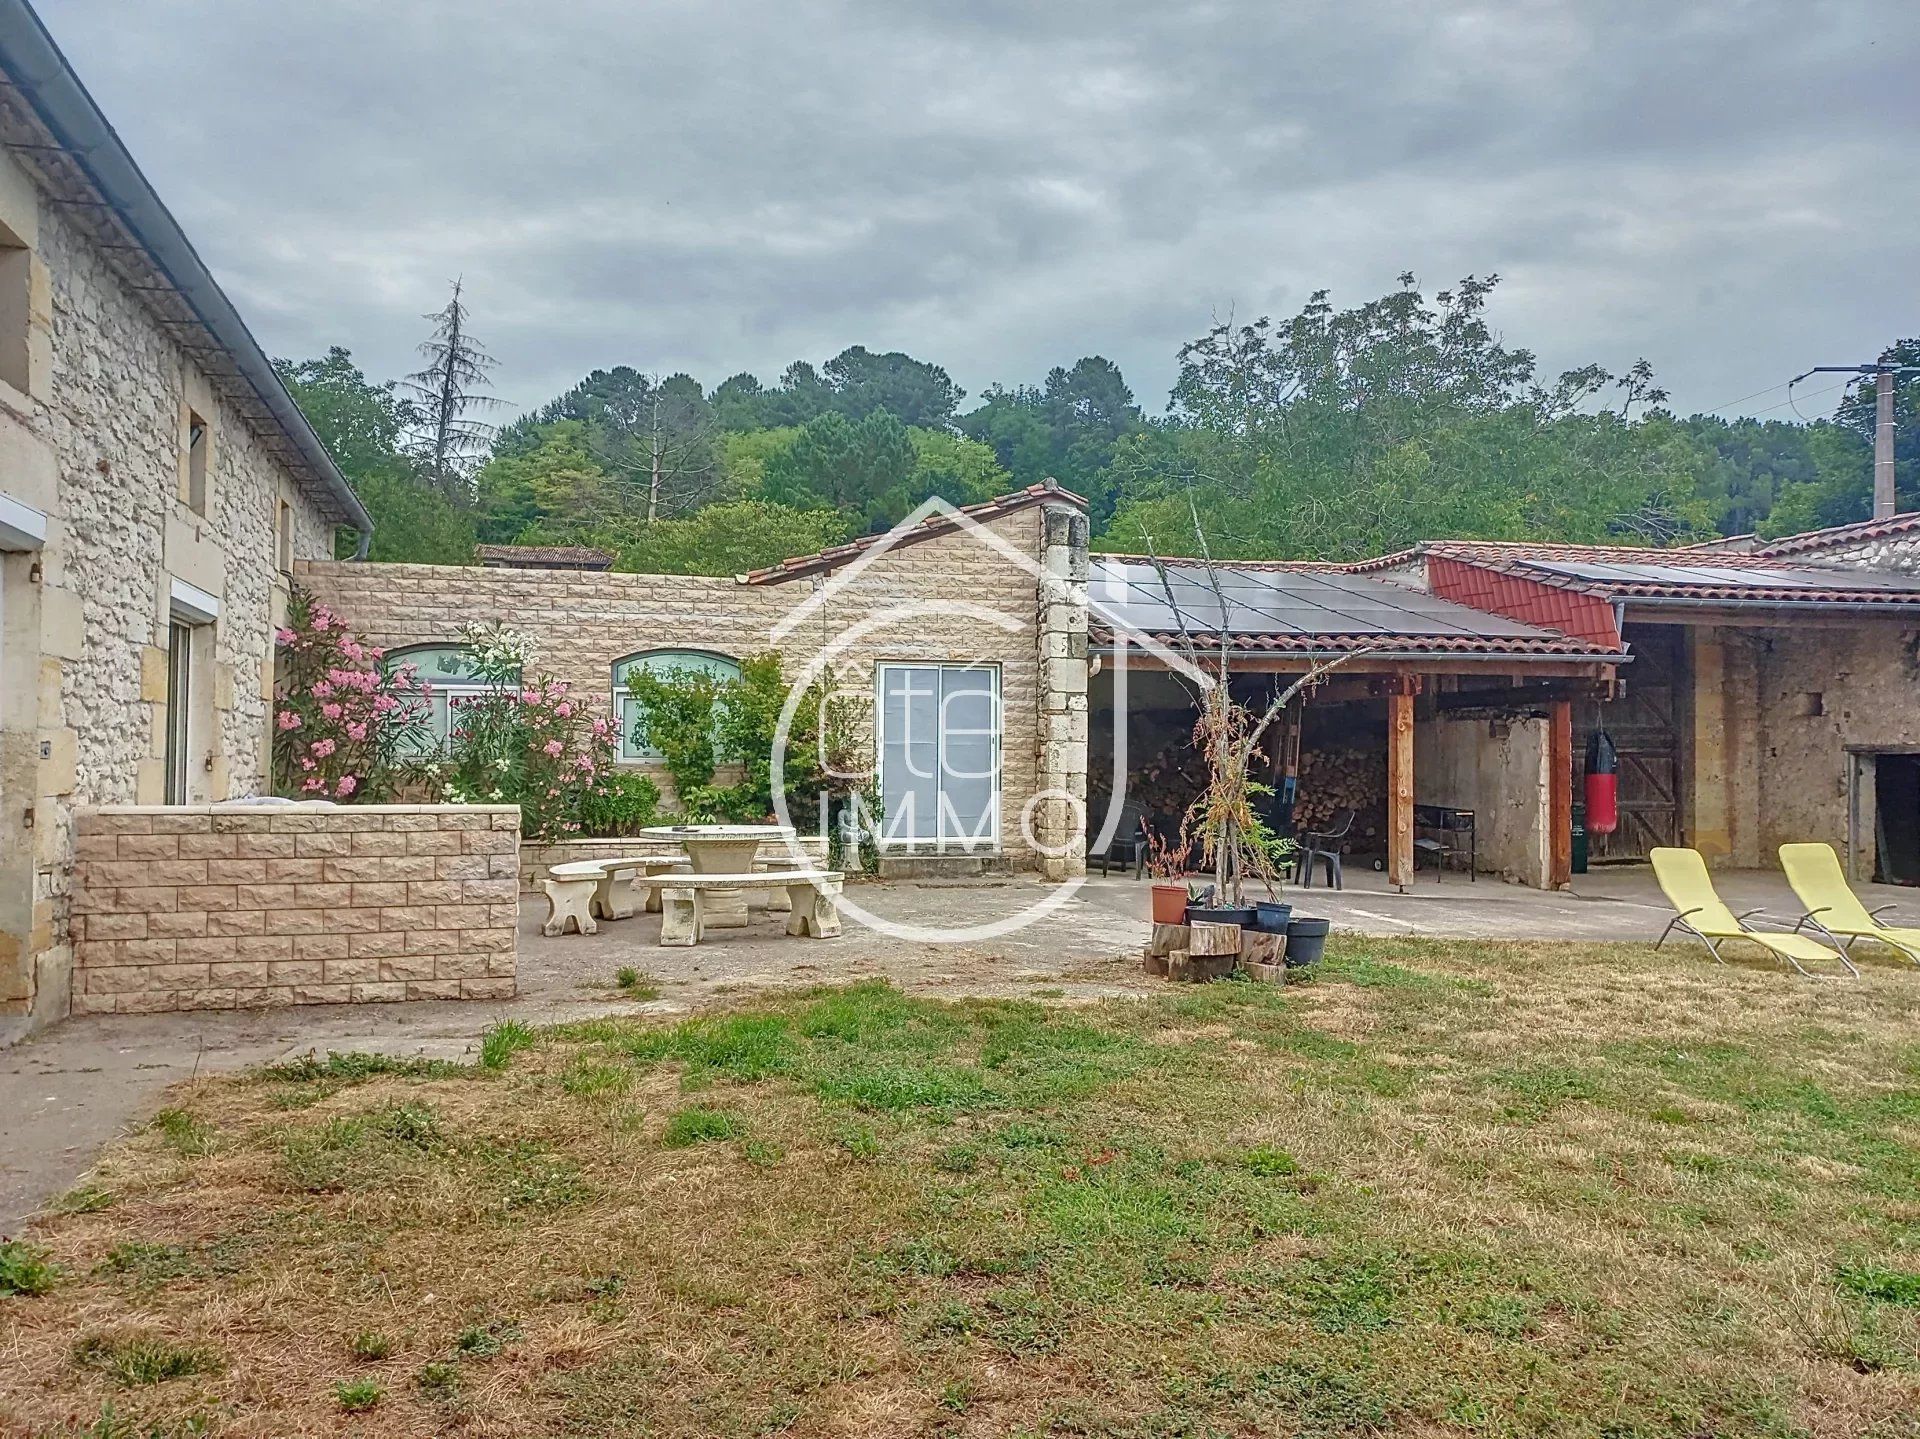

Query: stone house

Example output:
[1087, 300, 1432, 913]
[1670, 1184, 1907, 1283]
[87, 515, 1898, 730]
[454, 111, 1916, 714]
[302, 486, 1093, 881]
[0, 11, 371, 1036]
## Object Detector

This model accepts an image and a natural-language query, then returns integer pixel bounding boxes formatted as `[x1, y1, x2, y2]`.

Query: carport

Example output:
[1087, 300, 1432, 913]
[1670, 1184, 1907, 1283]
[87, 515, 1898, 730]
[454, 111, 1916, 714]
[1087, 558, 1626, 890]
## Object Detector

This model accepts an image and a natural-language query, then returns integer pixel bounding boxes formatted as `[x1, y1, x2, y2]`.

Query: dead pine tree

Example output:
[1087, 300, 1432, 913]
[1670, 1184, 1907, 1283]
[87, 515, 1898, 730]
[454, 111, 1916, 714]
[1143, 498, 1376, 906]
[403, 278, 506, 500]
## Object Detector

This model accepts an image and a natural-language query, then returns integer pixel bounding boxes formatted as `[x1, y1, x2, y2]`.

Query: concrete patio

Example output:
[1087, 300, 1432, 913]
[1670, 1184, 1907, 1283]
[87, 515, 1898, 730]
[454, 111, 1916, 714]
[6, 862, 1914, 1230]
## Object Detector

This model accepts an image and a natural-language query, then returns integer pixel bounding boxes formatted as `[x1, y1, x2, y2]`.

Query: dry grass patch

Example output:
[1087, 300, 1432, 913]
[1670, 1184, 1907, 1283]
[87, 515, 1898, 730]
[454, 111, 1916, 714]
[3, 939, 1919, 1437]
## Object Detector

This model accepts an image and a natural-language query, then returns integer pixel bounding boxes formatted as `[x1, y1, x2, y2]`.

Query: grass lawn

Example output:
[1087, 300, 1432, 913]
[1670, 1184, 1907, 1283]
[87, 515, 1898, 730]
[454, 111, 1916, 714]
[4, 938, 1920, 1437]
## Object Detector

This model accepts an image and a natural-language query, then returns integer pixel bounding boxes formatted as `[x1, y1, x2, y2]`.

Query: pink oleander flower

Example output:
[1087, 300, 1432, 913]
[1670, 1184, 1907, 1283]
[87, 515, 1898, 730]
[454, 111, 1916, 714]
[546, 787, 560, 798]
[591, 716, 609, 734]
[373, 694, 398, 713]
[275, 627, 296, 645]
[312, 611, 331, 631]
[335, 774, 358, 797]
[311, 737, 336, 758]
[346, 722, 367, 741]
[555, 702, 572, 717]
[321, 702, 343, 720]
[299, 756, 314, 771]
[276, 710, 302, 730]
[302, 776, 326, 792]
[543, 739, 565, 757]
[521, 689, 540, 705]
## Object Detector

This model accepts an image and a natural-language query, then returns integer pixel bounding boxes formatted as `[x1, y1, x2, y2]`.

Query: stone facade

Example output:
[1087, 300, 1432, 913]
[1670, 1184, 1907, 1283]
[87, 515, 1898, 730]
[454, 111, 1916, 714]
[1771, 530, 1920, 577]
[0, 141, 345, 1036]
[302, 498, 1092, 875]
[70, 805, 519, 1014]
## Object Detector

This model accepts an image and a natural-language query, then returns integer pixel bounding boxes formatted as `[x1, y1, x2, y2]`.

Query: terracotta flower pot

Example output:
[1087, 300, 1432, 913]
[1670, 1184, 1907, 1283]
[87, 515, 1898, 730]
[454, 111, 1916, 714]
[1150, 883, 1188, 925]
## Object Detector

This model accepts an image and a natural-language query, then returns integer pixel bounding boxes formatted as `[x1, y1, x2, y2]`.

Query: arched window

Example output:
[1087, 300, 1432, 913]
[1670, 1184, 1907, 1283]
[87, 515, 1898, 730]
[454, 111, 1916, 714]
[385, 643, 522, 750]
[612, 649, 741, 762]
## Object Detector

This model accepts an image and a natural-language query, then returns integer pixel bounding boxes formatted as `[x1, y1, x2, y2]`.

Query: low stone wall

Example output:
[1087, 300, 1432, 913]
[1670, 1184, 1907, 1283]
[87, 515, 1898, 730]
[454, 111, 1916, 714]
[70, 804, 521, 1015]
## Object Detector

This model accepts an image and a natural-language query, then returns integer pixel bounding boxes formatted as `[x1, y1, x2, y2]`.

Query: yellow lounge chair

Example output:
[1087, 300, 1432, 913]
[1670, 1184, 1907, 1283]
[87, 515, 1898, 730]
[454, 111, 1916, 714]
[1779, 842, 1920, 967]
[1649, 847, 1855, 978]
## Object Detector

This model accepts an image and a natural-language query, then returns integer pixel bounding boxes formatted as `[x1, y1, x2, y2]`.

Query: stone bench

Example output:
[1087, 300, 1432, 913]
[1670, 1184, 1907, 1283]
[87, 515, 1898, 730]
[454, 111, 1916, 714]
[542, 856, 690, 936]
[629, 870, 844, 947]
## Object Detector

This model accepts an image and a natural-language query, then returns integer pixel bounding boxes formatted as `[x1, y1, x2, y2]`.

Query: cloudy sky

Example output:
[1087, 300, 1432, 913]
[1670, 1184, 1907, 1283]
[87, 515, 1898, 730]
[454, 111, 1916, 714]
[38, 1, 1920, 422]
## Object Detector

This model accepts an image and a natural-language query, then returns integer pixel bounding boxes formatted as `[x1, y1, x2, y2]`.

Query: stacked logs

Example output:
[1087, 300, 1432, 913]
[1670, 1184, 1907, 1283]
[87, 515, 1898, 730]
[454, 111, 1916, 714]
[1144, 922, 1285, 985]
[1293, 746, 1386, 846]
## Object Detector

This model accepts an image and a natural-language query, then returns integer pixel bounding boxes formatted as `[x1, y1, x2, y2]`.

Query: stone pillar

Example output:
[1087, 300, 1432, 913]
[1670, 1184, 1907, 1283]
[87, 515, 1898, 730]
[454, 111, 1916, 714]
[1034, 503, 1089, 880]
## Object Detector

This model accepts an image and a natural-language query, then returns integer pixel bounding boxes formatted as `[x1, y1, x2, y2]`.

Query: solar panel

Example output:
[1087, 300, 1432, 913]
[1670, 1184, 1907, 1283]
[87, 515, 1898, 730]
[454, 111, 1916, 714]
[1524, 559, 1920, 593]
[1089, 559, 1563, 640]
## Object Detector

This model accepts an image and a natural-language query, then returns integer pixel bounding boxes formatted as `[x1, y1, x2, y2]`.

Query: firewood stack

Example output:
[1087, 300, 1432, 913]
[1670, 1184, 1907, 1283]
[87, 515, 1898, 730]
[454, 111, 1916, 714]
[1293, 746, 1386, 849]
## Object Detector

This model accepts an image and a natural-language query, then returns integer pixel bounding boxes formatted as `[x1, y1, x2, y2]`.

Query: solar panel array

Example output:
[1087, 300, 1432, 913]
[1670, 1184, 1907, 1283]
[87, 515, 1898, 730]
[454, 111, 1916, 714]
[1090, 559, 1554, 639]
[1523, 559, 1920, 593]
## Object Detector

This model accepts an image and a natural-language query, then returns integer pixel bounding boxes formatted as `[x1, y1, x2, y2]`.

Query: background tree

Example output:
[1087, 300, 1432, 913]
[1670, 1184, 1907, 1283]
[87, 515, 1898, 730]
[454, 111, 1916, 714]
[962, 356, 1143, 525]
[275, 347, 475, 564]
[819, 345, 965, 429]
[762, 410, 919, 528]
[401, 279, 505, 498]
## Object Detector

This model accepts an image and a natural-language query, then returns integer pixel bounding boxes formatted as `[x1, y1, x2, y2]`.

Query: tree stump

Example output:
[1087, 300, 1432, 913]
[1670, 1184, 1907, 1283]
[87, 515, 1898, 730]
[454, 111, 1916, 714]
[1188, 922, 1242, 958]
[1166, 950, 1191, 982]
[1245, 960, 1286, 985]
[1147, 923, 1190, 959]
[1142, 951, 1169, 977]
[1244, 930, 1287, 968]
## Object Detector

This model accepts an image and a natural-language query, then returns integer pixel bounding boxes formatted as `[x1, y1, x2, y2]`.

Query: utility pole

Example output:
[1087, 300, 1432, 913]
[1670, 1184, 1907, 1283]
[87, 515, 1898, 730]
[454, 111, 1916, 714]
[1877, 350, 1898, 519]
[1789, 357, 1920, 520]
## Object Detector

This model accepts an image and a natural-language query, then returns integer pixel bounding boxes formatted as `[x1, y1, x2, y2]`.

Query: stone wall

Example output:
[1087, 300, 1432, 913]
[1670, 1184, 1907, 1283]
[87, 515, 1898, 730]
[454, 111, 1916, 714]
[0, 140, 342, 1034]
[70, 805, 519, 1015]
[1760, 527, 1920, 577]
[302, 499, 1091, 874]
[1414, 711, 1550, 885]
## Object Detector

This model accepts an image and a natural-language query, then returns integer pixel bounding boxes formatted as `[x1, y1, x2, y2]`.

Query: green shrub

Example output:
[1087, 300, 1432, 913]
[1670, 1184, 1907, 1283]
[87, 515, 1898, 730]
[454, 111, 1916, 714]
[661, 1106, 744, 1147]
[578, 770, 661, 836]
[0, 1239, 59, 1296]
[416, 1360, 459, 1400]
[349, 1330, 392, 1361]
[480, 1020, 537, 1070]
[73, 1333, 222, 1385]
[334, 1378, 382, 1411]
[150, 1107, 213, 1156]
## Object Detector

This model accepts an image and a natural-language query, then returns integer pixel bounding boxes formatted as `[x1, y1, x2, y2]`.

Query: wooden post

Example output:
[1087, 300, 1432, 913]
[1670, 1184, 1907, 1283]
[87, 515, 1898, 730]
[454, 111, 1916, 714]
[1387, 683, 1415, 892]
[1549, 698, 1573, 890]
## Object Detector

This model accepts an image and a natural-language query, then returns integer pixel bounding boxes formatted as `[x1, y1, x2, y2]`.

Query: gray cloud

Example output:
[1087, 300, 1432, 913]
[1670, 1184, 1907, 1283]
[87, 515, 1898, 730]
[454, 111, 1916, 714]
[38, 0, 1920, 420]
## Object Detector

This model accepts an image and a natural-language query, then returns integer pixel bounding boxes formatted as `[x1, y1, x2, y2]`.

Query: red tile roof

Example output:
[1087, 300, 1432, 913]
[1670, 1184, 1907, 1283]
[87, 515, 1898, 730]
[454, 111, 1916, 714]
[1391, 542, 1920, 607]
[1097, 627, 1620, 659]
[1754, 510, 1920, 556]
[739, 481, 1086, 585]
[476, 544, 614, 570]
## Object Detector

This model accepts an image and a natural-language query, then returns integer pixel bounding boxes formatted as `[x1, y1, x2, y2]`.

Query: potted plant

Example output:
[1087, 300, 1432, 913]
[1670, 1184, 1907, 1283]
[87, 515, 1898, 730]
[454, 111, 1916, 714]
[1145, 828, 1194, 926]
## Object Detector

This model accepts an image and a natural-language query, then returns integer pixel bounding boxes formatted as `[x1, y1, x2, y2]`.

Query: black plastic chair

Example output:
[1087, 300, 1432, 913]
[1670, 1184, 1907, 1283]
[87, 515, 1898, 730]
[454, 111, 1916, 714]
[1294, 808, 1354, 890]
[1087, 797, 1150, 879]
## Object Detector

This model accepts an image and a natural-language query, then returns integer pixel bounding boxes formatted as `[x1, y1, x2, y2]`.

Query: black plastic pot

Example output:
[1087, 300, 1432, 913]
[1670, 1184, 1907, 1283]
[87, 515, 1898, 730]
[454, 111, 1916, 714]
[1186, 904, 1258, 927]
[1254, 901, 1293, 934]
[1284, 916, 1331, 966]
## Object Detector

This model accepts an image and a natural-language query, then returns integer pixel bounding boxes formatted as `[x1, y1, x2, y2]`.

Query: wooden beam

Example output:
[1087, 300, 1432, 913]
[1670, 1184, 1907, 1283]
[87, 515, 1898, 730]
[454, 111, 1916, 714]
[1386, 684, 1415, 892]
[1548, 698, 1573, 890]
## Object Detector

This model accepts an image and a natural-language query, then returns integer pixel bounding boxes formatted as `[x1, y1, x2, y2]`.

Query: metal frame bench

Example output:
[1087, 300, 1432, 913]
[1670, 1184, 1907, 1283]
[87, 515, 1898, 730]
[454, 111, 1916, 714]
[629, 869, 844, 947]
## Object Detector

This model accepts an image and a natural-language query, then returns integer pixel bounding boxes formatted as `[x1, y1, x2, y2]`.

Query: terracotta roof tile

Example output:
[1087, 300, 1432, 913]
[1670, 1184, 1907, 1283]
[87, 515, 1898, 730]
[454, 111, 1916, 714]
[739, 481, 1086, 585]
[475, 544, 615, 570]
[1754, 510, 1920, 556]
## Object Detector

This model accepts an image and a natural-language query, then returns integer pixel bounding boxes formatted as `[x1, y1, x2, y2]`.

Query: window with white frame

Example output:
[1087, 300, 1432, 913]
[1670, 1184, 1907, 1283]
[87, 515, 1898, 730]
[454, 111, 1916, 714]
[612, 650, 740, 762]
[385, 643, 519, 751]
[876, 663, 1001, 850]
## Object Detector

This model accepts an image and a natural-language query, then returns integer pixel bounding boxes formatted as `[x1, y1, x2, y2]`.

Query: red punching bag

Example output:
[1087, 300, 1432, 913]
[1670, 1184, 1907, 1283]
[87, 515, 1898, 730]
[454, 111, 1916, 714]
[1584, 729, 1619, 836]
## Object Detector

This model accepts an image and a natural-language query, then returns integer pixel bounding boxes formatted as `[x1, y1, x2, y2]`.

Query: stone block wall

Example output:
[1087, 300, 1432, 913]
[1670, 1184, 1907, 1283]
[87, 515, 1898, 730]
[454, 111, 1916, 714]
[0, 136, 348, 1034]
[302, 498, 1091, 876]
[70, 805, 519, 1015]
